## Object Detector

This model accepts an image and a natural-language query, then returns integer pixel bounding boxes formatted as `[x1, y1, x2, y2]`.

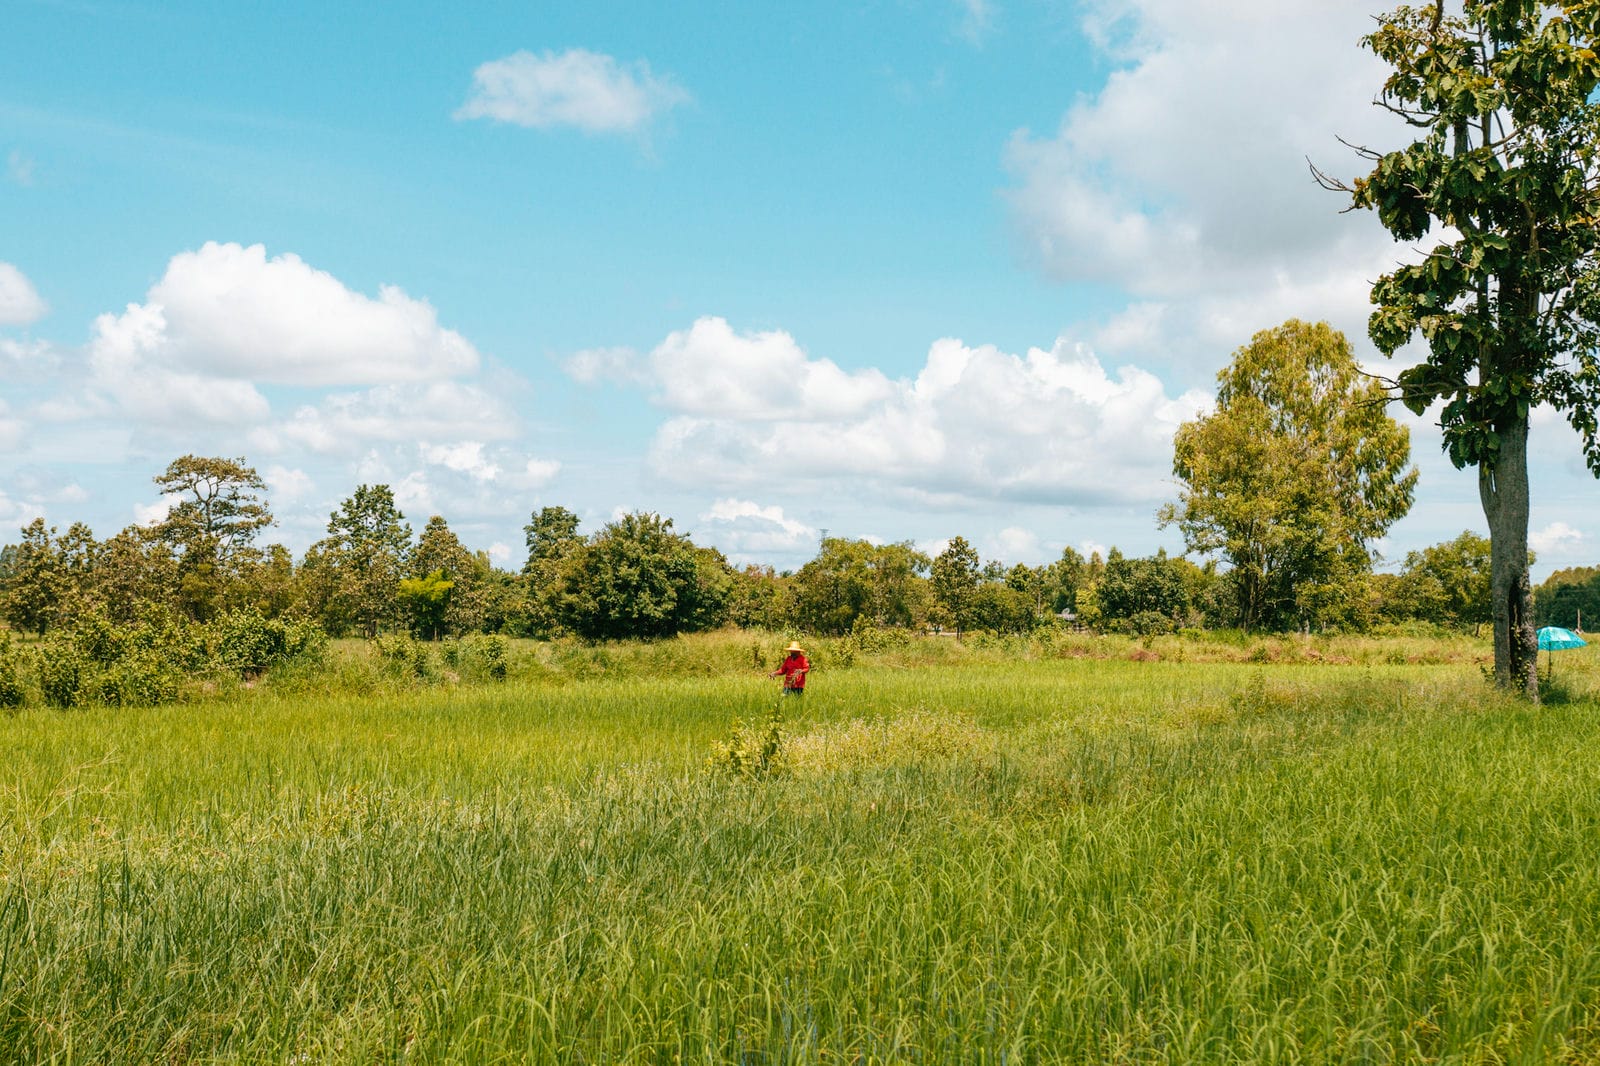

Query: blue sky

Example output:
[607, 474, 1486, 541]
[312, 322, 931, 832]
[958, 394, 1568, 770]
[2, 0, 1595, 578]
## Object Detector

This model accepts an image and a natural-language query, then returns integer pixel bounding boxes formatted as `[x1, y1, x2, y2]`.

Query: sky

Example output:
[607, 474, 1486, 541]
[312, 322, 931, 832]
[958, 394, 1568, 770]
[1, 0, 1596, 579]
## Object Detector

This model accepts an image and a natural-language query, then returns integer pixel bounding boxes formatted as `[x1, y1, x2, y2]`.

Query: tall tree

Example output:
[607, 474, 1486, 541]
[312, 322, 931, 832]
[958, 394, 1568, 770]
[313, 485, 412, 638]
[521, 506, 584, 637]
[411, 515, 485, 636]
[151, 455, 273, 621]
[0, 519, 68, 635]
[1161, 321, 1417, 631]
[1322, 1, 1600, 691]
[931, 536, 981, 638]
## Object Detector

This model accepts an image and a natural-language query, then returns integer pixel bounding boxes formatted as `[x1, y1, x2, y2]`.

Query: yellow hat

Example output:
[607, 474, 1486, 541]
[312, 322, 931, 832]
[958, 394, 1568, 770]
[784, 641, 805, 653]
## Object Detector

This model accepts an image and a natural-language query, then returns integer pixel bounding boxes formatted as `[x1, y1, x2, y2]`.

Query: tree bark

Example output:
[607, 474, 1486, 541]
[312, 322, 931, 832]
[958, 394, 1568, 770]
[1479, 410, 1538, 698]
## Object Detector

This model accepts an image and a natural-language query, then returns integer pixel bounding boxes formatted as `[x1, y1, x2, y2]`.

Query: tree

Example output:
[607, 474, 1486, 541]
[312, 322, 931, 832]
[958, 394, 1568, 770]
[153, 455, 272, 552]
[931, 537, 981, 637]
[0, 518, 68, 635]
[412, 515, 485, 635]
[1392, 532, 1495, 629]
[555, 512, 730, 640]
[1161, 321, 1417, 631]
[310, 485, 412, 638]
[397, 570, 454, 641]
[523, 506, 582, 572]
[152, 455, 273, 621]
[792, 539, 932, 635]
[1536, 565, 1600, 629]
[521, 506, 584, 637]
[1094, 549, 1194, 635]
[727, 564, 797, 631]
[1322, 1, 1600, 691]
[91, 525, 179, 623]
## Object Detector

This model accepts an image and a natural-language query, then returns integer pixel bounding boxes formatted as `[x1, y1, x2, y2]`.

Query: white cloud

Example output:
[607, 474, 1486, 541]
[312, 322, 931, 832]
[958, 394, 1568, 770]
[517, 458, 561, 487]
[1003, 1, 1407, 377]
[139, 242, 477, 385]
[0, 489, 45, 529]
[0, 335, 56, 371]
[421, 441, 501, 482]
[991, 526, 1040, 563]
[133, 495, 177, 528]
[566, 346, 645, 385]
[75, 243, 482, 432]
[270, 382, 518, 456]
[456, 49, 689, 134]
[1531, 521, 1585, 556]
[633, 320, 1209, 509]
[487, 541, 512, 563]
[264, 465, 314, 504]
[0, 262, 47, 325]
[699, 498, 817, 560]
[647, 316, 896, 421]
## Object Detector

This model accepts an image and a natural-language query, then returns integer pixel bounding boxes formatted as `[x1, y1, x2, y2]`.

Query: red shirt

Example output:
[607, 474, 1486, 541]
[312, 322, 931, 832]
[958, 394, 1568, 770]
[777, 653, 809, 689]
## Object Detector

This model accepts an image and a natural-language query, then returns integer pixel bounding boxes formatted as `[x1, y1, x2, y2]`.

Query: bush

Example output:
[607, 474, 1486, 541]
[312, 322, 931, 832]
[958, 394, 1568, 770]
[211, 609, 328, 678]
[373, 633, 435, 681]
[0, 636, 25, 709]
[38, 641, 84, 708]
[472, 634, 508, 681]
[91, 651, 180, 707]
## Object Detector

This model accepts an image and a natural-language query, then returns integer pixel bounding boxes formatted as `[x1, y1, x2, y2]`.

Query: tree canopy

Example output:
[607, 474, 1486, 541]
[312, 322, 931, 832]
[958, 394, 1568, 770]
[1162, 320, 1417, 631]
[1325, 0, 1600, 690]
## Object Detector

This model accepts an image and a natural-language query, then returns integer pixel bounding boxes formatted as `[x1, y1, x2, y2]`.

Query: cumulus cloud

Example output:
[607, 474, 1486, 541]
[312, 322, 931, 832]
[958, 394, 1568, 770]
[0, 262, 47, 325]
[991, 526, 1040, 563]
[646, 316, 896, 421]
[267, 381, 518, 456]
[1003, 1, 1409, 376]
[264, 465, 314, 504]
[0, 488, 45, 528]
[699, 498, 817, 560]
[1531, 521, 1585, 557]
[131, 242, 475, 385]
[627, 320, 1208, 509]
[77, 242, 483, 431]
[456, 49, 689, 134]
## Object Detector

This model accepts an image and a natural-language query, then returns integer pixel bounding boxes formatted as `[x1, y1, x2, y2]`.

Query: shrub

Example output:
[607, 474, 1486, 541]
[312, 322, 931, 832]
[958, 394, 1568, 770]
[91, 652, 180, 707]
[472, 634, 508, 681]
[373, 633, 435, 681]
[707, 704, 785, 779]
[0, 636, 25, 709]
[38, 641, 84, 709]
[211, 609, 328, 678]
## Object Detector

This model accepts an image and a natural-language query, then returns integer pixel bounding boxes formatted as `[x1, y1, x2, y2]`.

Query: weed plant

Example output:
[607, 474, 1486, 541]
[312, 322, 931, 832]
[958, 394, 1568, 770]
[0, 635, 1595, 1061]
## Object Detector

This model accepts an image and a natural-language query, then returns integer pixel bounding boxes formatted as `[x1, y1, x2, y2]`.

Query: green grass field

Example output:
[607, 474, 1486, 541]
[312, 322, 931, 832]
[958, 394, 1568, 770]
[1, 634, 1597, 1063]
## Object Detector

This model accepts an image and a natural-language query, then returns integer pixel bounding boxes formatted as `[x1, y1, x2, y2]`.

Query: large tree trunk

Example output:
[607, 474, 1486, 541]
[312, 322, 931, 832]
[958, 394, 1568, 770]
[1479, 410, 1538, 697]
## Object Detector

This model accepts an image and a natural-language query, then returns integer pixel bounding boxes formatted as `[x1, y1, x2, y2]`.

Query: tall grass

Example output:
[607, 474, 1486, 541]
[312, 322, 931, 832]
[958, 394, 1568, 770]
[0, 640, 1595, 1062]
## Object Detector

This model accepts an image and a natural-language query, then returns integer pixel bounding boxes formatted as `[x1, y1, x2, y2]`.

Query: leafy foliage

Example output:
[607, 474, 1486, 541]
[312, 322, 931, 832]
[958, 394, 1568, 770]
[555, 512, 732, 641]
[1340, 0, 1600, 689]
[1163, 321, 1417, 631]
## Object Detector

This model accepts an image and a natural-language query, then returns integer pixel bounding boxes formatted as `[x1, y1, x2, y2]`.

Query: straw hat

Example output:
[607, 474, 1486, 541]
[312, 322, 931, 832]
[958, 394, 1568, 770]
[784, 641, 805, 654]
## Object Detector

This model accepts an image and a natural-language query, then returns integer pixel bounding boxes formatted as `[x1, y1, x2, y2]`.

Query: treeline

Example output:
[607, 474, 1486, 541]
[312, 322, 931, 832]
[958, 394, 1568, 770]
[2, 457, 1595, 655]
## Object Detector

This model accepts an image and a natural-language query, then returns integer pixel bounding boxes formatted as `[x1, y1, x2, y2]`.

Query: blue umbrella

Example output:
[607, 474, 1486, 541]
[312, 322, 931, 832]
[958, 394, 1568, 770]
[1537, 626, 1587, 677]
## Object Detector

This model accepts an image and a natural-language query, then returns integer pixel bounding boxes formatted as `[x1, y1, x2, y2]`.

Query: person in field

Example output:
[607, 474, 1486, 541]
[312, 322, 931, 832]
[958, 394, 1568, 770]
[770, 641, 809, 696]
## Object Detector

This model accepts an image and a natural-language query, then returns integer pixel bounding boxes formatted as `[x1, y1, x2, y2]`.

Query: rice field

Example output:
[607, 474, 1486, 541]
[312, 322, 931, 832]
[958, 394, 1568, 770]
[1, 635, 1597, 1063]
